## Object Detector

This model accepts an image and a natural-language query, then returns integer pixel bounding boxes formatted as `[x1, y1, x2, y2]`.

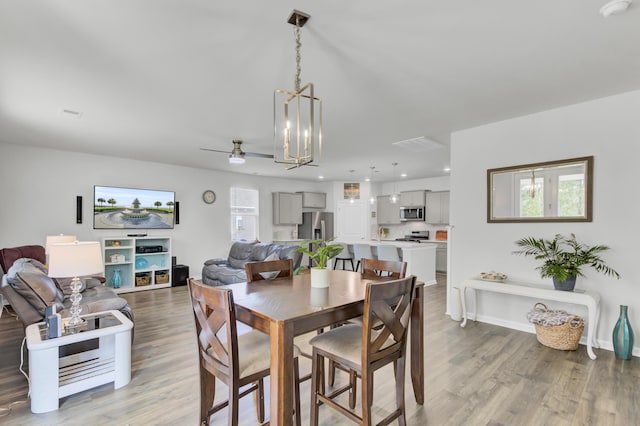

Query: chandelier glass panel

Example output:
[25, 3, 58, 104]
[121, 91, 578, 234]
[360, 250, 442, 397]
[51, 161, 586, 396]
[274, 10, 322, 169]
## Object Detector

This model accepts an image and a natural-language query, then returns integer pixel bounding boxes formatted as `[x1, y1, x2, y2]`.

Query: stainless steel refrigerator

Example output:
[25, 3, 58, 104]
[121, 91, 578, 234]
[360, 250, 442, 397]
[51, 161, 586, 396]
[298, 212, 334, 267]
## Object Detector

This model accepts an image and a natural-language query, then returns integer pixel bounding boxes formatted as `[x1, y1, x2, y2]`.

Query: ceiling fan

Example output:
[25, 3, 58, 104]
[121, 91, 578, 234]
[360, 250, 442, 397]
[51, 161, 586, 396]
[200, 139, 274, 164]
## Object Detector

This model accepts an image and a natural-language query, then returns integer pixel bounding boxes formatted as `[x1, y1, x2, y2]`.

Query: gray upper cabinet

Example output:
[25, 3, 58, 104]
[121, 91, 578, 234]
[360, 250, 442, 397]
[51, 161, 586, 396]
[400, 190, 426, 207]
[426, 191, 450, 224]
[272, 192, 303, 225]
[297, 192, 326, 209]
[377, 195, 401, 225]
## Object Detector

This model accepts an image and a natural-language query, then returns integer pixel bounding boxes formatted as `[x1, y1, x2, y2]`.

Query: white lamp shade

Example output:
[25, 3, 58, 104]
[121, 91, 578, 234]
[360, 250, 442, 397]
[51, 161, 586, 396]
[47, 241, 104, 278]
[45, 234, 77, 254]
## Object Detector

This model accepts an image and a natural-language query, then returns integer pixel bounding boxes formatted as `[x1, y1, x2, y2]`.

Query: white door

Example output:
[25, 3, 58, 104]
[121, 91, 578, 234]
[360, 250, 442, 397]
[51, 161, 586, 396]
[337, 201, 367, 240]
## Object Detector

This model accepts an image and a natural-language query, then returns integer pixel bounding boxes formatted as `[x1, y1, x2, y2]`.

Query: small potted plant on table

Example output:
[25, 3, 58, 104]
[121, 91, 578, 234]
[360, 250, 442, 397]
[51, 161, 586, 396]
[295, 238, 344, 288]
[513, 233, 620, 291]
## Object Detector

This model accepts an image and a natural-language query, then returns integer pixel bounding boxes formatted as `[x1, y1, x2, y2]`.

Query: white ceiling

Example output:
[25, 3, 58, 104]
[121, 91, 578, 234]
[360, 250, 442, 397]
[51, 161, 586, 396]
[1, 1, 639, 183]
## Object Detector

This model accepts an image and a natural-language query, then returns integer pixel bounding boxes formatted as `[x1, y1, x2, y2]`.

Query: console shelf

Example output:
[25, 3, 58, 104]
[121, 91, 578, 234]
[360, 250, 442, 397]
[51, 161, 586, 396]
[102, 236, 171, 293]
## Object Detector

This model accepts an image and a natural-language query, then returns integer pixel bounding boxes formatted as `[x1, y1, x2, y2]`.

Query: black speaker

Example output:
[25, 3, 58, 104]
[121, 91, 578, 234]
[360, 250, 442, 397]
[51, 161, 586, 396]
[175, 201, 180, 225]
[76, 196, 82, 224]
[172, 264, 189, 287]
[171, 256, 177, 266]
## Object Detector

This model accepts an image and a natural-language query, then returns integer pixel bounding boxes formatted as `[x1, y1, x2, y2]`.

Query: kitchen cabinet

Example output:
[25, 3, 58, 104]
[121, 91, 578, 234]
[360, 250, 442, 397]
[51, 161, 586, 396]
[377, 195, 401, 225]
[400, 190, 426, 207]
[272, 192, 303, 225]
[297, 191, 326, 209]
[426, 191, 450, 224]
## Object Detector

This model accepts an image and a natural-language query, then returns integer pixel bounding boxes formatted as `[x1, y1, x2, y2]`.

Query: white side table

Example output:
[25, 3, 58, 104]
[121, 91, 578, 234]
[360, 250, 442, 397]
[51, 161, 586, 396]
[457, 278, 601, 360]
[26, 310, 133, 413]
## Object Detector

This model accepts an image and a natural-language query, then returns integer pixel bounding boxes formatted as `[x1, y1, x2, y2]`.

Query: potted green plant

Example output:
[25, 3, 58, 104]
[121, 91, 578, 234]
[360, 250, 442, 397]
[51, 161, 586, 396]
[295, 238, 344, 288]
[513, 233, 620, 291]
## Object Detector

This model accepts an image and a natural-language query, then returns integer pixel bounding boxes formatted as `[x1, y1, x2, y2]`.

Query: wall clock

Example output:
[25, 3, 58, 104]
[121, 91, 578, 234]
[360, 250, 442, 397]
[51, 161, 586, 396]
[202, 190, 216, 204]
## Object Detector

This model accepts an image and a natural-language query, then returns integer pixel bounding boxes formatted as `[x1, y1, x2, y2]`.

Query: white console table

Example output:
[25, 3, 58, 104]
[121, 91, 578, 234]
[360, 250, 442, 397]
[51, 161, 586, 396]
[457, 278, 601, 360]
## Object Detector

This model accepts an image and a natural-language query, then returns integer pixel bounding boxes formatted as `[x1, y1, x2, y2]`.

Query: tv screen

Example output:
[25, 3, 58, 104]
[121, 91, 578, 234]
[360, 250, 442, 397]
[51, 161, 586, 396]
[94, 185, 175, 229]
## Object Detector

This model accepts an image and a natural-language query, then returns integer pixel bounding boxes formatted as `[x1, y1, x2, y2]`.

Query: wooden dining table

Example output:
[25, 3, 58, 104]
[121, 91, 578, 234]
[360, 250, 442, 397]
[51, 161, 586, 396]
[214, 269, 424, 426]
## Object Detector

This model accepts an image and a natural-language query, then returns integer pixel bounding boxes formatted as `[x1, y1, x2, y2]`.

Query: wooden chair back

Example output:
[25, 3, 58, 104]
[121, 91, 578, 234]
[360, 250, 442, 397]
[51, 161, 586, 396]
[360, 258, 407, 279]
[245, 259, 293, 282]
[187, 279, 239, 382]
[362, 275, 416, 365]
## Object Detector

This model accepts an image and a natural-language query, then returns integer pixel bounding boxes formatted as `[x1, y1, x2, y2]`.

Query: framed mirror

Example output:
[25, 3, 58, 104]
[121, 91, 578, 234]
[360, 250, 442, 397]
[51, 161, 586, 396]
[487, 156, 593, 223]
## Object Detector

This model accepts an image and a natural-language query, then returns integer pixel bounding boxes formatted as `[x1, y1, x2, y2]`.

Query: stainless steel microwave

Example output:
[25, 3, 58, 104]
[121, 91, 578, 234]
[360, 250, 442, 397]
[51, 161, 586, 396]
[400, 206, 425, 221]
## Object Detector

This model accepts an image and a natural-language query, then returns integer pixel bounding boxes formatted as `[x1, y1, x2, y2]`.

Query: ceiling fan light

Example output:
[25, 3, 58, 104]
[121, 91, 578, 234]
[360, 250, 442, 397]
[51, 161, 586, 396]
[228, 155, 245, 165]
[600, 0, 632, 17]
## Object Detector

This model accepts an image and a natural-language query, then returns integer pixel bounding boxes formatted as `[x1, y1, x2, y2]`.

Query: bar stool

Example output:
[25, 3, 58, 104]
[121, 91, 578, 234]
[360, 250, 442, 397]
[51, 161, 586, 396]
[376, 245, 401, 262]
[332, 243, 354, 271]
[352, 244, 374, 272]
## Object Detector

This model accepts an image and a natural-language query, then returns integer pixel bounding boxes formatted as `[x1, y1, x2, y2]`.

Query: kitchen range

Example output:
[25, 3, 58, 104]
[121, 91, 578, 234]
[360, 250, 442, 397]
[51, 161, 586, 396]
[395, 231, 430, 243]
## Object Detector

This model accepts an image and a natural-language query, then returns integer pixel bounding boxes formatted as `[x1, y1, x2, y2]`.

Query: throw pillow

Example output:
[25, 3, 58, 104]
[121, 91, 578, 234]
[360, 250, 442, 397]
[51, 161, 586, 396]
[259, 252, 281, 280]
[6, 258, 64, 314]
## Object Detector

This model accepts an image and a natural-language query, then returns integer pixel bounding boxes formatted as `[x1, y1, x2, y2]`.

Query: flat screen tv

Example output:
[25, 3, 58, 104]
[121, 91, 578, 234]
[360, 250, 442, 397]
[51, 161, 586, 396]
[93, 185, 175, 229]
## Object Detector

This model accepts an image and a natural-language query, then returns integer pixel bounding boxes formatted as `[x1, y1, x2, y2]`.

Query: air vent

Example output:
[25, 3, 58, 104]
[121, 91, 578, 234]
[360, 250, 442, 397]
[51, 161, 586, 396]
[392, 136, 443, 152]
[60, 109, 83, 119]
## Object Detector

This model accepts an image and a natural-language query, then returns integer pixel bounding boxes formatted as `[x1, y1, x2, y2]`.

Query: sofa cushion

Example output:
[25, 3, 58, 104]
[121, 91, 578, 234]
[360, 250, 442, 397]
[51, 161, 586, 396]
[54, 277, 88, 296]
[61, 286, 130, 317]
[227, 241, 257, 270]
[6, 258, 64, 315]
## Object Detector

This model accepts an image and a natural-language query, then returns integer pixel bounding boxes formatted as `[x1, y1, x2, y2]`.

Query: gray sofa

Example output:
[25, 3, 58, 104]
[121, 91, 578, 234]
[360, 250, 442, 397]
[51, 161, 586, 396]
[202, 241, 303, 287]
[0, 244, 134, 328]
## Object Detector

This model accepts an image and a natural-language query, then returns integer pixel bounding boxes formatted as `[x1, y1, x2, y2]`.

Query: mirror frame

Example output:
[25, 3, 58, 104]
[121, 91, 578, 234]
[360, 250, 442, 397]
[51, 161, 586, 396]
[487, 156, 593, 223]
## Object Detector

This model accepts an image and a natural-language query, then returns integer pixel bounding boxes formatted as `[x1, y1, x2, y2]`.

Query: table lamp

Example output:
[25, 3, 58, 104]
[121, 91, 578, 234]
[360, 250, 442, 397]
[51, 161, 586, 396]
[47, 241, 103, 329]
[45, 234, 77, 253]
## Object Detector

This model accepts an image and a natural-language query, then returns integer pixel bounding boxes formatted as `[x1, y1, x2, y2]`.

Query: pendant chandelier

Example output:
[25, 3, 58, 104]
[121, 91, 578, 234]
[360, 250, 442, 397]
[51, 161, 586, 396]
[390, 163, 399, 204]
[274, 10, 322, 169]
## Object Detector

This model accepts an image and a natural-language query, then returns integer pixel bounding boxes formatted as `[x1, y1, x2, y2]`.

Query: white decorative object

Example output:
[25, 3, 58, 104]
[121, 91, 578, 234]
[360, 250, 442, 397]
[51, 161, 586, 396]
[109, 254, 125, 263]
[310, 287, 329, 307]
[310, 267, 330, 288]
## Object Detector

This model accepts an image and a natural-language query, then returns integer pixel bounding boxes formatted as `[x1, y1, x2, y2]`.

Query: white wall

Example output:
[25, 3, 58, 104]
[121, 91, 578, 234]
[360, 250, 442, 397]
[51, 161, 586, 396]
[450, 89, 640, 354]
[0, 143, 332, 277]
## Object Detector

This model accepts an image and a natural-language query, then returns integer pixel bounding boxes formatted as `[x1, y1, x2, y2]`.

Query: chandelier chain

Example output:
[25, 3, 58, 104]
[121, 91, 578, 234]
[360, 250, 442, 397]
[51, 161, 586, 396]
[294, 15, 302, 92]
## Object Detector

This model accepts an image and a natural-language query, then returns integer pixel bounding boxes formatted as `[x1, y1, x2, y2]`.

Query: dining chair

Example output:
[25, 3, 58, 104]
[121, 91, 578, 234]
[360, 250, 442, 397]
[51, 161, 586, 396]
[245, 258, 293, 282]
[353, 244, 374, 272]
[332, 243, 354, 271]
[308, 276, 417, 426]
[328, 257, 408, 399]
[187, 279, 302, 426]
[361, 258, 407, 279]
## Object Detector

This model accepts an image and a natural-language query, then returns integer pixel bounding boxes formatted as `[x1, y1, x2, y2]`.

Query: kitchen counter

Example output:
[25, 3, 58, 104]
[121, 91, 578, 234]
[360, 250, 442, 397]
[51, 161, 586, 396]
[335, 239, 437, 286]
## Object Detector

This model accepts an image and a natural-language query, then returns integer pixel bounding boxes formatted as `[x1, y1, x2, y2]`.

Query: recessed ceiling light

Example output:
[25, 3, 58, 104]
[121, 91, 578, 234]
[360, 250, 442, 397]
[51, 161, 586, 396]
[400, 173, 407, 178]
[365, 177, 371, 182]
[600, 0, 632, 17]
[318, 175, 324, 180]
[444, 167, 451, 172]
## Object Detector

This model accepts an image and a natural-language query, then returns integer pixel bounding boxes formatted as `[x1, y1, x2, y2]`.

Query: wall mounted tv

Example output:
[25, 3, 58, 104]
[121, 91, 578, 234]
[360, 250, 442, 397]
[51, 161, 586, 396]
[94, 185, 175, 229]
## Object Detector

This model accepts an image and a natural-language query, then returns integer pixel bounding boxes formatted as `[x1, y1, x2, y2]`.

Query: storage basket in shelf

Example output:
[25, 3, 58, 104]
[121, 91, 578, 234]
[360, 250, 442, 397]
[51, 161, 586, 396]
[527, 303, 584, 351]
[135, 273, 151, 287]
[155, 272, 169, 284]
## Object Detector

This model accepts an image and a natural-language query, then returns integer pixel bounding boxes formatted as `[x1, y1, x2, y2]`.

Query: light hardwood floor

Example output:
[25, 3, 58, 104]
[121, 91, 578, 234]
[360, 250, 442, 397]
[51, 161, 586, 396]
[1, 275, 638, 425]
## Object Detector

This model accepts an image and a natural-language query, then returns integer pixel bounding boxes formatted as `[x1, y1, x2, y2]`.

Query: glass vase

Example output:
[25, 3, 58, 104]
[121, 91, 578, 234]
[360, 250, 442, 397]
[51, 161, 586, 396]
[110, 269, 122, 289]
[612, 305, 634, 360]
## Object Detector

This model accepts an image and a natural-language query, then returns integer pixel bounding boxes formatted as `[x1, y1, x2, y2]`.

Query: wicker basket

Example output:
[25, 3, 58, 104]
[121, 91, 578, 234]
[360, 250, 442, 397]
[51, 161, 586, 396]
[155, 272, 169, 284]
[135, 274, 151, 286]
[529, 303, 584, 351]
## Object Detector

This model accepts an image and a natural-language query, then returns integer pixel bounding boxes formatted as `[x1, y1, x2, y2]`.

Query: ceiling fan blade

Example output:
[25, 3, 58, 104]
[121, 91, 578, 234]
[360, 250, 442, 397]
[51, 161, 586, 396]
[244, 152, 274, 159]
[200, 147, 229, 154]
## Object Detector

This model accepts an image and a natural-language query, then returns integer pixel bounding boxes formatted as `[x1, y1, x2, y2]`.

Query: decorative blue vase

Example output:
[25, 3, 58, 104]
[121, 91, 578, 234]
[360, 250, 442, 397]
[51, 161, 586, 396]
[612, 305, 634, 360]
[110, 269, 122, 289]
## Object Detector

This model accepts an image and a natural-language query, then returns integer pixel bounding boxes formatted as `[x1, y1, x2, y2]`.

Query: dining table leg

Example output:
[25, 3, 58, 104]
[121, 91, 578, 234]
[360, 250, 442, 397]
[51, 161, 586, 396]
[270, 320, 295, 426]
[410, 285, 424, 404]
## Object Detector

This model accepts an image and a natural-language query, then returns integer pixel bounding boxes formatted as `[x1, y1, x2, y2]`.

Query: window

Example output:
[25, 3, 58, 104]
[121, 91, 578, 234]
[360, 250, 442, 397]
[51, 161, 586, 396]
[230, 188, 259, 241]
